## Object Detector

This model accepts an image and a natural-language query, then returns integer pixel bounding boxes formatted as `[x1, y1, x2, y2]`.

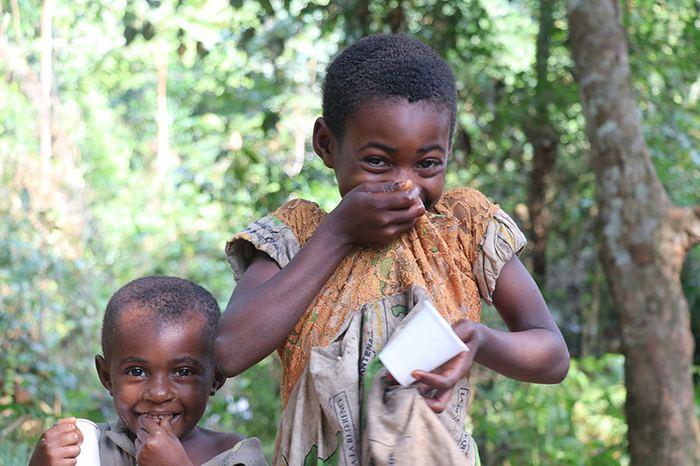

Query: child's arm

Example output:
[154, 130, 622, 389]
[29, 418, 83, 466]
[215, 181, 425, 377]
[468, 255, 570, 381]
[413, 256, 570, 412]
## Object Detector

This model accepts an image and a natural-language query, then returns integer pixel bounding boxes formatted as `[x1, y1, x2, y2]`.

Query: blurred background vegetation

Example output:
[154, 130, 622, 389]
[0, 0, 698, 464]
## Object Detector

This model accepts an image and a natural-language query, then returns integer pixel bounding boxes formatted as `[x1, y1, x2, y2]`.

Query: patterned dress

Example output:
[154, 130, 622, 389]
[227, 188, 526, 465]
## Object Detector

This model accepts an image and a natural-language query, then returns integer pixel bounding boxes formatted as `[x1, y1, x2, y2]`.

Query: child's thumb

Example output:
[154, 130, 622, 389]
[374, 179, 412, 193]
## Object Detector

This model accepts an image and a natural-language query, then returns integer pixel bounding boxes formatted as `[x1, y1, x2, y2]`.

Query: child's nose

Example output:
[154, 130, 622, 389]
[143, 376, 175, 402]
[388, 169, 416, 188]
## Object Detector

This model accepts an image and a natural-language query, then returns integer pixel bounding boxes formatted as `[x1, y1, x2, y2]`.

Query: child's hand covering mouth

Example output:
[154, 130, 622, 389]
[393, 179, 425, 209]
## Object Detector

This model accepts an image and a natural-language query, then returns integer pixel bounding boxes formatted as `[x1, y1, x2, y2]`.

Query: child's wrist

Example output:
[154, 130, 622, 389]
[471, 323, 485, 354]
[319, 212, 354, 249]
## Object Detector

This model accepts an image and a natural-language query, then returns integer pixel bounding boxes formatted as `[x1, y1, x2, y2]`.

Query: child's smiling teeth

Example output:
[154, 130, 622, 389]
[140, 413, 181, 423]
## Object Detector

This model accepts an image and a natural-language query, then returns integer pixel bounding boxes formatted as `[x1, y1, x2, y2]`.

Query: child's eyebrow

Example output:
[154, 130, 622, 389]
[417, 144, 446, 155]
[355, 142, 446, 155]
[356, 142, 397, 153]
[119, 356, 148, 365]
[170, 356, 205, 367]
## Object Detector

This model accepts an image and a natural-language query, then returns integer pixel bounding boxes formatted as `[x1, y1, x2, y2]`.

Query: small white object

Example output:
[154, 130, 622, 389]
[75, 418, 101, 466]
[378, 300, 469, 386]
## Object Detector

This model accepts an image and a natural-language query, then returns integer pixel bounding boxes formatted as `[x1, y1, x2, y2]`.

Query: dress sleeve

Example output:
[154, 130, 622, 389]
[225, 199, 322, 280]
[201, 437, 269, 466]
[225, 214, 300, 281]
[473, 208, 527, 305]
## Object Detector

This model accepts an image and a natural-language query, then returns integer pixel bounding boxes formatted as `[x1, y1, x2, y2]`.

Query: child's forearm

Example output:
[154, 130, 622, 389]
[215, 217, 353, 377]
[473, 324, 570, 383]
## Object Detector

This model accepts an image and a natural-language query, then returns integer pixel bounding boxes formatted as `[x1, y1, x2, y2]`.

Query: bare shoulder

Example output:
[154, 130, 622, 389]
[202, 429, 245, 452]
[198, 428, 247, 454]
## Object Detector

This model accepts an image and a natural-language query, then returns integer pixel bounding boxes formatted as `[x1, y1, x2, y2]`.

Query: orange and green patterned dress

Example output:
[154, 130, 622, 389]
[226, 187, 526, 466]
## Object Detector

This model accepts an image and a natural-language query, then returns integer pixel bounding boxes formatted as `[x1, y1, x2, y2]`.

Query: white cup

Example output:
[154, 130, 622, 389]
[75, 418, 101, 466]
[378, 299, 469, 386]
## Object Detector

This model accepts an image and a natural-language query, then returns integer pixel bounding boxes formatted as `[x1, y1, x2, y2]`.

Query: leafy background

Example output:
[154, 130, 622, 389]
[1, 0, 698, 464]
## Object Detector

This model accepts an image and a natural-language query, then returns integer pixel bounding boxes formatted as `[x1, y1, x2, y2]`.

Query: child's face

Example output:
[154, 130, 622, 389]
[317, 98, 451, 210]
[95, 309, 222, 440]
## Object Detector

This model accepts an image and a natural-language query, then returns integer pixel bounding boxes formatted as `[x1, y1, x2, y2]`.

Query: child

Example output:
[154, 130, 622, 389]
[29, 276, 268, 466]
[215, 34, 570, 465]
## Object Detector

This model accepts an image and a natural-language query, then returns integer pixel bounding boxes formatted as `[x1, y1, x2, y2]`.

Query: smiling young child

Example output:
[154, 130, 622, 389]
[215, 34, 570, 464]
[29, 276, 267, 466]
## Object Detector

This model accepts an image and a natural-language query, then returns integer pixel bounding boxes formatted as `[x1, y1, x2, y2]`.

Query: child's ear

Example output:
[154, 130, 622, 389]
[95, 355, 113, 395]
[210, 368, 226, 396]
[312, 117, 336, 168]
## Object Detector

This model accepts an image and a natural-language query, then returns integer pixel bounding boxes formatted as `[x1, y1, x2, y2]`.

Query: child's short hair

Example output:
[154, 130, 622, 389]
[101, 276, 221, 357]
[322, 33, 457, 140]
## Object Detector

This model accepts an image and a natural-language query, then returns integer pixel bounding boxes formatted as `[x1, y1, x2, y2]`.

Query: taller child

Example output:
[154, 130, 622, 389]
[216, 34, 569, 465]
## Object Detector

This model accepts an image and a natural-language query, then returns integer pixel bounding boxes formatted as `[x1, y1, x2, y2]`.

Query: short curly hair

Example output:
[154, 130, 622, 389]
[322, 33, 457, 140]
[101, 276, 221, 357]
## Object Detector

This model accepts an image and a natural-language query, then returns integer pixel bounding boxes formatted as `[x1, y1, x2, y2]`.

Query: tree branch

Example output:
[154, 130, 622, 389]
[688, 205, 700, 248]
[668, 205, 700, 251]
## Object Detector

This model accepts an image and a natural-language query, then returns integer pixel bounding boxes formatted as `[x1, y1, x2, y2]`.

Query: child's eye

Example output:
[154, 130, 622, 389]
[126, 367, 146, 378]
[416, 158, 442, 170]
[363, 156, 389, 168]
[174, 367, 193, 377]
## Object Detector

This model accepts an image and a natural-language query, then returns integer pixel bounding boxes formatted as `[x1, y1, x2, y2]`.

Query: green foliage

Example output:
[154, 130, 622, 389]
[0, 0, 698, 463]
[473, 355, 628, 465]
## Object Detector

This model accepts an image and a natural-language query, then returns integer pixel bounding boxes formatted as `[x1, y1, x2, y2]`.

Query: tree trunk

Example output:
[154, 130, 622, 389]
[567, 1, 700, 464]
[524, 0, 558, 287]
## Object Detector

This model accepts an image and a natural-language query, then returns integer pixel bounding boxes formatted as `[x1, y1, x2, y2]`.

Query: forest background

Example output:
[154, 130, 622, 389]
[1, 0, 699, 464]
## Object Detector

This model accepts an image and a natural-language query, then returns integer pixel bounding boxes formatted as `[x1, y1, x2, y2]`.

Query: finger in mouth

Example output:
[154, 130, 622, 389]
[139, 413, 181, 424]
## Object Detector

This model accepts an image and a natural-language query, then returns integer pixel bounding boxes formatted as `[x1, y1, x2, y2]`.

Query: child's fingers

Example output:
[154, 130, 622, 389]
[363, 179, 413, 193]
[383, 203, 425, 227]
[44, 420, 80, 442]
[55, 444, 82, 460]
[422, 387, 454, 414]
[385, 188, 424, 211]
[412, 370, 451, 389]
[361, 190, 422, 213]
[54, 427, 83, 447]
[48, 459, 78, 466]
[437, 351, 473, 379]
[159, 415, 173, 433]
[136, 425, 151, 447]
[137, 415, 162, 433]
[56, 417, 77, 425]
[413, 352, 471, 387]
[451, 319, 477, 344]
[385, 219, 418, 238]
[413, 380, 454, 413]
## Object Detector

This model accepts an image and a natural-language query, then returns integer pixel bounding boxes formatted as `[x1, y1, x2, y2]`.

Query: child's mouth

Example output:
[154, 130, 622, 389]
[138, 412, 182, 424]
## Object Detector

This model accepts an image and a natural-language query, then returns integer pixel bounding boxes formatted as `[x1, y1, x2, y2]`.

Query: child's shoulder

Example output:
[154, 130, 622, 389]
[199, 428, 246, 451]
[270, 197, 325, 238]
[198, 429, 267, 466]
[272, 197, 322, 218]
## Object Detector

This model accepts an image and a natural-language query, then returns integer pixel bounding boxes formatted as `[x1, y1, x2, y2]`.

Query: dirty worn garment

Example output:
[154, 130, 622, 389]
[362, 367, 479, 466]
[226, 187, 526, 464]
[273, 286, 479, 466]
[97, 419, 268, 466]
